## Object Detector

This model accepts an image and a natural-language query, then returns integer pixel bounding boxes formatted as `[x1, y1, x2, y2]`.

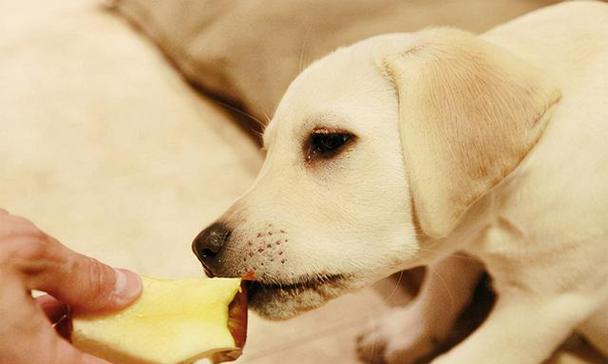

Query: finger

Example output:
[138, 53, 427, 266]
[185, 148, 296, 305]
[55, 334, 112, 364]
[0, 276, 110, 364]
[81, 353, 113, 364]
[36, 294, 68, 324]
[14, 233, 141, 313]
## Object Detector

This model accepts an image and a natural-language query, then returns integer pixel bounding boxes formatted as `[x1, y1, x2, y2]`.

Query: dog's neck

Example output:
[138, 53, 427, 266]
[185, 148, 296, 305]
[410, 183, 507, 268]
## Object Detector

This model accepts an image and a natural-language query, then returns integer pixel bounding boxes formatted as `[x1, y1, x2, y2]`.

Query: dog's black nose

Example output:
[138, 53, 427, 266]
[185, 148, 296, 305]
[192, 222, 231, 277]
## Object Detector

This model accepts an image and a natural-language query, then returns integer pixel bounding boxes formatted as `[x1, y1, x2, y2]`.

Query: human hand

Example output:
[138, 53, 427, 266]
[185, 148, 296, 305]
[0, 209, 142, 364]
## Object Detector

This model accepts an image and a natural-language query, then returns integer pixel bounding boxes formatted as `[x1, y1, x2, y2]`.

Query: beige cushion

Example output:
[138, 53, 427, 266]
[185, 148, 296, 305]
[113, 0, 561, 124]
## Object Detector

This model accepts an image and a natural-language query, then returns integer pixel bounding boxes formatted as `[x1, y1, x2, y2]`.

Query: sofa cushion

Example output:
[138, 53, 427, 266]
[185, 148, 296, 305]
[113, 0, 560, 127]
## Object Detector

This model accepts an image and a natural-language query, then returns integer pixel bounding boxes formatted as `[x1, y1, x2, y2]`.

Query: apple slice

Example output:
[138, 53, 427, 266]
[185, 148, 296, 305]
[71, 277, 247, 364]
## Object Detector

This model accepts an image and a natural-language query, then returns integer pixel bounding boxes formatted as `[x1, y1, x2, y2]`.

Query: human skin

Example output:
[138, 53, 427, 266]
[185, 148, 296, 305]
[0, 208, 142, 364]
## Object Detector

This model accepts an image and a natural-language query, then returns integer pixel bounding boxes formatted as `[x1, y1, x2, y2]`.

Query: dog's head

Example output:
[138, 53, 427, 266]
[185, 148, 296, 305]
[193, 28, 560, 320]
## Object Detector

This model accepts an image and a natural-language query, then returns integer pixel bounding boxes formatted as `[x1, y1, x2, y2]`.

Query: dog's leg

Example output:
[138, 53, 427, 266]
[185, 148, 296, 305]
[431, 290, 597, 364]
[356, 254, 484, 364]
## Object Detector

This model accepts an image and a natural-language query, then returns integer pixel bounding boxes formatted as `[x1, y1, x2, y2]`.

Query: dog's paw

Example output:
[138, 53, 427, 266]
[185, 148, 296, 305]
[356, 307, 440, 364]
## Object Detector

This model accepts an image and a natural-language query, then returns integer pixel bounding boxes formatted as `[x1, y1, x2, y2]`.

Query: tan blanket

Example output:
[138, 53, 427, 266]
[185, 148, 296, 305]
[113, 0, 561, 128]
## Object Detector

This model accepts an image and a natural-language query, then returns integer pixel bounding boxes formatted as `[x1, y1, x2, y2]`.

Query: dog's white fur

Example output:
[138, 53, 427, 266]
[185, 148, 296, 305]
[208, 2, 608, 363]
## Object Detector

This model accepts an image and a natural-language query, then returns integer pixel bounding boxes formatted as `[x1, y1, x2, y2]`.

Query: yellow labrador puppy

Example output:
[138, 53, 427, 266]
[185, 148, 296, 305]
[193, 2, 608, 363]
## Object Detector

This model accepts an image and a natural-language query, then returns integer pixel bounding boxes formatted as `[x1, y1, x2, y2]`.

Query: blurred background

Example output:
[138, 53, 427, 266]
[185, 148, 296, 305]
[0, 1, 604, 363]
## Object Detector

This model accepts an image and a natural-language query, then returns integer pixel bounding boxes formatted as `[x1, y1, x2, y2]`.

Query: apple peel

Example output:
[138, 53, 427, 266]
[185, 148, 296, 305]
[71, 277, 247, 364]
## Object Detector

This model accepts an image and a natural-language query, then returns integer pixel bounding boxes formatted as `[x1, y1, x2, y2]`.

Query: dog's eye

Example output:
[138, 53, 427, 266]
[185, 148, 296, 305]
[306, 129, 354, 161]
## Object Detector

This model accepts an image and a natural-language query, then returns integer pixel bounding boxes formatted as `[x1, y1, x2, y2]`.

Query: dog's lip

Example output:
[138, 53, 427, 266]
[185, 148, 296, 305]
[245, 273, 346, 295]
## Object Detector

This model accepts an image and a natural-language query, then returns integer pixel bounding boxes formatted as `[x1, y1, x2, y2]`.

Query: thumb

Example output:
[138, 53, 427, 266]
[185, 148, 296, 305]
[19, 235, 142, 313]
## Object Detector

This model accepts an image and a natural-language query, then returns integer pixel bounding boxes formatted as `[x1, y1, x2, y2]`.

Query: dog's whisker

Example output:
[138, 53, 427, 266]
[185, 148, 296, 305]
[297, 24, 312, 74]
[428, 267, 456, 313]
[212, 98, 266, 130]
[384, 270, 405, 303]
[262, 111, 272, 124]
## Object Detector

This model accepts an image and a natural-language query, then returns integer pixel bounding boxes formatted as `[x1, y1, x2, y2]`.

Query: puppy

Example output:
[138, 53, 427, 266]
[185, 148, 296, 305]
[193, 2, 608, 363]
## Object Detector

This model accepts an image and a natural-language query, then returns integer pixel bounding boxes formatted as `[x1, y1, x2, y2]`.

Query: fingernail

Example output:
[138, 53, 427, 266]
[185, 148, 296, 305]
[112, 268, 142, 305]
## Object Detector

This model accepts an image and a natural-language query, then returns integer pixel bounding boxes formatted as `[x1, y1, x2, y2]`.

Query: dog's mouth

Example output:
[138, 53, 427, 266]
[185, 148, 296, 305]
[247, 274, 345, 295]
[245, 273, 350, 320]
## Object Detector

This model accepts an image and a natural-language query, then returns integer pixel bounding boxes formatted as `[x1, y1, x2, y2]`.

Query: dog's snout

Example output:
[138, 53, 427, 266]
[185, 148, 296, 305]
[192, 222, 231, 277]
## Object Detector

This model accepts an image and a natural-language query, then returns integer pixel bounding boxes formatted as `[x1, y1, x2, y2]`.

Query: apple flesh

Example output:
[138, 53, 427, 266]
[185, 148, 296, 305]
[71, 277, 247, 364]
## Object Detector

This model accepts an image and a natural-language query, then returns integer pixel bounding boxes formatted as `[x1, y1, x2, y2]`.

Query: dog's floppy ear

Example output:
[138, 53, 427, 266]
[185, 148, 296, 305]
[382, 28, 561, 239]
